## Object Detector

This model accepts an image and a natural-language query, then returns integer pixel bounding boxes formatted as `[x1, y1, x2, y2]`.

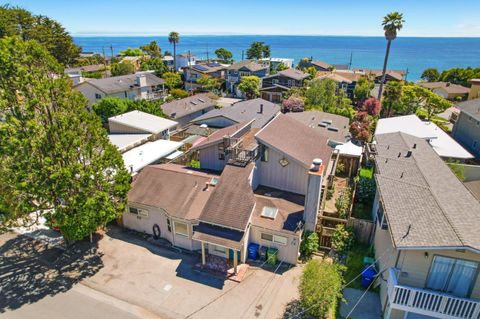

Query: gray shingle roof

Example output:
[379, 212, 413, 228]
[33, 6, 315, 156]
[191, 98, 280, 129]
[457, 98, 480, 120]
[286, 111, 351, 143]
[263, 68, 309, 81]
[256, 114, 333, 168]
[161, 94, 217, 120]
[374, 132, 480, 251]
[199, 163, 255, 231]
[227, 60, 268, 72]
[84, 73, 164, 94]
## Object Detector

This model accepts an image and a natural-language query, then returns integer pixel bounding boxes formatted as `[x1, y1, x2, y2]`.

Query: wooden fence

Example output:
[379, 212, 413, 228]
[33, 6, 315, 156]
[348, 218, 375, 244]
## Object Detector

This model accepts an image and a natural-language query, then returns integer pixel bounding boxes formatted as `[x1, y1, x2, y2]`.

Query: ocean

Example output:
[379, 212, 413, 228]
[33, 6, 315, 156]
[74, 35, 480, 81]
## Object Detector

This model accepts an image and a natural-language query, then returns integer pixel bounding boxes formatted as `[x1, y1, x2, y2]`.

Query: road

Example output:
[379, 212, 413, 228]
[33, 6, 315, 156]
[0, 284, 161, 319]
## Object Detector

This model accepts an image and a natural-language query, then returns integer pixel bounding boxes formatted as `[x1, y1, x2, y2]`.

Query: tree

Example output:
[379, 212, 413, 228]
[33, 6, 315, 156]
[303, 66, 317, 78]
[305, 78, 337, 110]
[111, 62, 135, 76]
[399, 85, 452, 120]
[0, 37, 130, 242]
[378, 12, 405, 100]
[238, 76, 260, 99]
[282, 95, 305, 112]
[354, 77, 374, 105]
[362, 97, 382, 116]
[168, 31, 180, 71]
[299, 260, 344, 318]
[246, 41, 270, 60]
[300, 231, 319, 258]
[350, 112, 372, 142]
[331, 224, 355, 254]
[163, 72, 183, 90]
[92, 97, 130, 123]
[214, 48, 233, 63]
[140, 40, 161, 57]
[0, 5, 80, 65]
[170, 88, 189, 99]
[421, 68, 440, 82]
[382, 80, 403, 117]
[439, 67, 480, 87]
[275, 62, 289, 72]
[140, 57, 168, 77]
[120, 47, 144, 56]
[197, 75, 221, 93]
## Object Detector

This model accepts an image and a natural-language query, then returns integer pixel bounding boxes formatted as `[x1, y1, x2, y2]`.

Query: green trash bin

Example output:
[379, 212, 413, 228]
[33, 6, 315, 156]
[267, 248, 278, 266]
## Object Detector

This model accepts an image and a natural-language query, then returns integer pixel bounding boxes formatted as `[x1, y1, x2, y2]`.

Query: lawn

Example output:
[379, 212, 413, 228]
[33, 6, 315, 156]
[359, 167, 373, 179]
[344, 244, 373, 290]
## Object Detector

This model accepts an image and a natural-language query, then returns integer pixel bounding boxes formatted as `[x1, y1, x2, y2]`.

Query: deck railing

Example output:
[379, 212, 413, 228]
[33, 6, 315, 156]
[387, 268, 480, 319]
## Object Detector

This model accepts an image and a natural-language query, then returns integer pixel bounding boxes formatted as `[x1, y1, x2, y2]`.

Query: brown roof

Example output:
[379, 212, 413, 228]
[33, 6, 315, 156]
[227, 60, 268, 72]
[252, 187, 305, 234]
[311, 60, 332, 70]
[418, 82, 470, 94]
[264, 68, 309, 81]
[161, 94, 217, 119]
[190, 121, 252, 150]
[128, 164, 217, 220]
[255, 114, 333, 168]
[286, 110, 351, 143]
[199, 163, 255, 230]
[374, 132, 480, 251]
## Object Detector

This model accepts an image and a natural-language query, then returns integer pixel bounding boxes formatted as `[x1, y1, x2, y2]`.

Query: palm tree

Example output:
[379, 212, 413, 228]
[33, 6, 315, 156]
[168, 31, 180, 72]
[377, 12, 404, 101]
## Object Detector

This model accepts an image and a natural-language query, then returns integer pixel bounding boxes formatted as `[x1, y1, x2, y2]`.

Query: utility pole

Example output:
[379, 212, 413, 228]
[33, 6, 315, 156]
[101, 46, 107, 73]
[241, 50, 244, 61]
[404, 68, 409, 81]
[348, 52, 353, 70]
[206, 43, 209, 62]
[110, 44, 114, 60]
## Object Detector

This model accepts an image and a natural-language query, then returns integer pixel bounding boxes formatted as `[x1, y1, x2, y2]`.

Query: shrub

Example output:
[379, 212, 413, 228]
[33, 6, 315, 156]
[331, 224, 355, 254]
[170, 88, 189, 99]
[335, 187, 352, 219]
[355, 177, 376, 203]
[282, 95, 305, 112]
[188, 160, 200, 169]
[299, 260, 344, 318]
[362, 97, 382, 116]
[326, 186, 335, 200]
[300, 231, 319, 259]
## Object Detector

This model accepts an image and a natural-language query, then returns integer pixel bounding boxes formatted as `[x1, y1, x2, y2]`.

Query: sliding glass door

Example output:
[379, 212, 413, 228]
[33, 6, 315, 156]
[426, 255, 478, 298]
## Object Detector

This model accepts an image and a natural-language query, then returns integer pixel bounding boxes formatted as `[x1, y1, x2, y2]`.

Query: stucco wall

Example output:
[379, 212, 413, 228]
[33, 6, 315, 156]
[452, 111, 480, 158]
[374, 222, 398, 310]
[249, 226, 300, 265]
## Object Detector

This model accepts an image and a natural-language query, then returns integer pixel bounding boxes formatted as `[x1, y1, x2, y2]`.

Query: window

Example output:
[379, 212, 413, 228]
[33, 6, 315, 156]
[260, 233, 288, 245]
[376, 203, 388, 230]
[95, 93, 102, 99]
[272, 79, 279, 85]
[129, 207, 139, 215]
[426, 256, 479, 298]
[128, 206, 148, 217]
[167, 219, 172, 232]
[287, 80, 293, 87]
[261, 233, 273, 241]
[214, 245, 226, 253]
[261, 146, 269, 162]
[218, 143, 225, 160]
[174, 221, 188, 236]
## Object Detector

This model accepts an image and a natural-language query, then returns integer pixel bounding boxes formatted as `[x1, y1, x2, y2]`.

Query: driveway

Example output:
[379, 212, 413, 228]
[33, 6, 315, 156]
[339, 288, 381, 319]
[1, 227, 301, 319]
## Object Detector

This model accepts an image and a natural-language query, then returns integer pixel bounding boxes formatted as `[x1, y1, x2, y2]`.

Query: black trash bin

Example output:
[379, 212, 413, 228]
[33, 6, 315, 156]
[259, 246, 268, 261]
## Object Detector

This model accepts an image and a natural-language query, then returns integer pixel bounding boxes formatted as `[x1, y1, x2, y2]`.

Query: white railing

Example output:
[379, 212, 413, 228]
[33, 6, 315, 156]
[388, 268, 480, 319]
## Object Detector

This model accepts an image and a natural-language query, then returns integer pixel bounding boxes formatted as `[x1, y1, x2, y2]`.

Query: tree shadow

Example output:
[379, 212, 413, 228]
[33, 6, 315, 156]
[0, 233, 104, 312]
[281, 300, 315, 319]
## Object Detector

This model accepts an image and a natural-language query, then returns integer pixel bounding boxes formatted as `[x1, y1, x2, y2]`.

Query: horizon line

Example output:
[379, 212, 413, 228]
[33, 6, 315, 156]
[72, 33, 480, 39]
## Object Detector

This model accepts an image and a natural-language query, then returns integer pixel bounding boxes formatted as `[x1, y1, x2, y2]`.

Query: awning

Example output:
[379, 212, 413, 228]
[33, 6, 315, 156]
[192, 223, 244, 250]
[335, 141, 363, 157]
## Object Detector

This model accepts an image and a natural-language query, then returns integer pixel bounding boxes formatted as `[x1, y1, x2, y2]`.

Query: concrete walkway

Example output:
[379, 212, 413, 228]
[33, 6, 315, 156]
[339, 288, 381, 319]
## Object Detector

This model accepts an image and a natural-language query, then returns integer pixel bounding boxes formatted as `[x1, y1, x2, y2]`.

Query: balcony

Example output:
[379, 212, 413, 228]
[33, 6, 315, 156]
[387, 268, 480, 319]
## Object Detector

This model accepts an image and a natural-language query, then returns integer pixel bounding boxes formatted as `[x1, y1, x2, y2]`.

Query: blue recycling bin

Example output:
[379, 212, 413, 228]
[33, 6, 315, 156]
[361, 265, 377, 288]
[247, 243, 260, 260]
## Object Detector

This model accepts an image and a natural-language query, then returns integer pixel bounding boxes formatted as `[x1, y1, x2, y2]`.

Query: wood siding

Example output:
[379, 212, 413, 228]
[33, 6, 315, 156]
[249, 226, 300, 265]
[257, 146, 308, 195]
[199, 144, 226, 171]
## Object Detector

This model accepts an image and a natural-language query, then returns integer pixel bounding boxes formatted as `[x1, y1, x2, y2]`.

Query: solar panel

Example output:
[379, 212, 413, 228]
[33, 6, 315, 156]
[261, 206, 278, 219]
[193, 65, 208, 71]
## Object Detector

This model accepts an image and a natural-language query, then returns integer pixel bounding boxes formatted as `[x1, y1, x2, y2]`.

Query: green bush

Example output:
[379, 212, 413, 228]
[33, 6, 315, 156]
[188, 160, 200, 169]
[300, 231, 319, 259]
[355, 177, 376, 203]
[335, 187, 352, 219]
[331, 224, 355, 254]
[299, 260, 344, 318]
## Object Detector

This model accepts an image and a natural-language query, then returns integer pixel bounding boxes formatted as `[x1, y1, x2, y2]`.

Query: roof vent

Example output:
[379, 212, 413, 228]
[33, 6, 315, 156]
[413, 143, 417, 149]
[318, 122, 328, 127]
[322, 119, 333, 125]
[327, 127, 339, 132]
[261, 206, 278, 219]
[198, 98, 205, 103]
[398, 152, 401, 158]
[405, 150, 413, 158]
[190, 101, 198, 105]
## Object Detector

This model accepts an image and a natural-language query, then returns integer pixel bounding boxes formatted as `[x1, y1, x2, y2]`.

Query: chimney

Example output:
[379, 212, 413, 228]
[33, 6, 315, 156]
[136, 74, 147, 87]
[304, 158, 324, 232]
[259, 103, 264, 114]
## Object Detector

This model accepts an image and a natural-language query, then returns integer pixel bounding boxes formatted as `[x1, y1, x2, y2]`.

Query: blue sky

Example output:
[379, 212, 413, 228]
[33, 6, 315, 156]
[5, 0, 480, 37]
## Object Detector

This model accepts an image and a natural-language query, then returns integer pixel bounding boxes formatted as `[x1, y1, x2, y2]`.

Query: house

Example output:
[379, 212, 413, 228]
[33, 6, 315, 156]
[108, 110, 177, 139]
[183, 62, 227, 91]
[190, 98, 280, 129]
[286, 111, 351, 145]
[316, 70, 364, 99]
[123, 113, 335, 269]
[418, 81, 470, 100]
[175, 53, 197, 70]
[375, 114, 473, 160]
[226, 60, 269, 97]
[469, 79, 480, 100]
[162, 55, 174, 69]
[259, 57, 294, 70]
[74, 73, 165, 106]
[352, 68, 406, 82]
[120, 56, 145, 71]
[306, 60, 333, 72]
[452, 98, 480, 158]
[65, 64, 108, 85]
[161, 94, 217, 128]
[369, 131, 480, 319]
[260, 69, 310, 103]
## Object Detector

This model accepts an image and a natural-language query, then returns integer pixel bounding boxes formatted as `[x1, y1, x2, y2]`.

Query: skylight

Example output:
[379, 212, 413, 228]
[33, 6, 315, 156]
[261, 206, 278, 219]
